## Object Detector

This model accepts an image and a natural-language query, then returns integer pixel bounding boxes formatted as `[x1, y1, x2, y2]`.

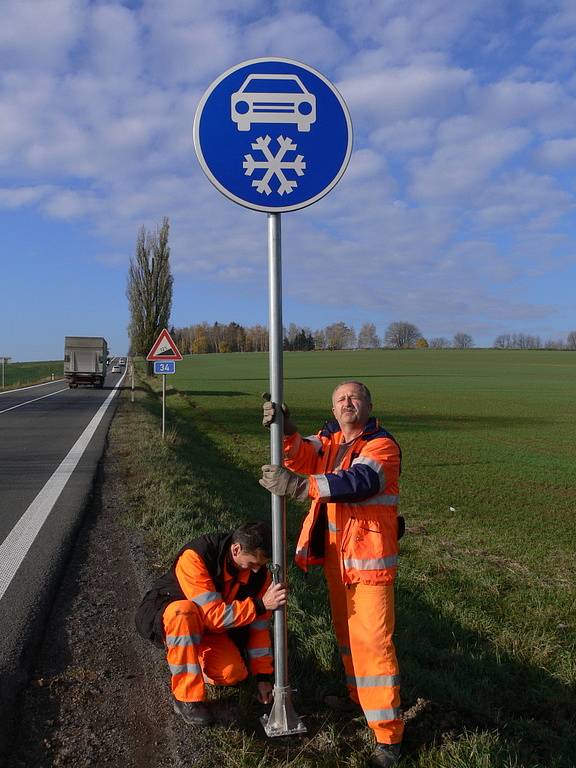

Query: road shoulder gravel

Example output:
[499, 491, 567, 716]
[4, 423, 207, 768]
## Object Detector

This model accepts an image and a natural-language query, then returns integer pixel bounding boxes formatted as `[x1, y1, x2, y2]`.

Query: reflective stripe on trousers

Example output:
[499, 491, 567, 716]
[163, 600, 249, 702]
[324, 543, 403, 745]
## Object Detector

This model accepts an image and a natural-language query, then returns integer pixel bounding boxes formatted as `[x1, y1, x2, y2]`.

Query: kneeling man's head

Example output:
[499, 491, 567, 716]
[230, 521, 272, 572]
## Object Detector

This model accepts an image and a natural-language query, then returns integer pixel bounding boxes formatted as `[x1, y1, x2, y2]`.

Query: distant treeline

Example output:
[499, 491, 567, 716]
[171, 321, 576, 353]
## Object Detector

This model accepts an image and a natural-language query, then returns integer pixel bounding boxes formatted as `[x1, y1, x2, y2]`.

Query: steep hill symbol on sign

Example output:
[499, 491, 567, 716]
[146, 329, 183, 361]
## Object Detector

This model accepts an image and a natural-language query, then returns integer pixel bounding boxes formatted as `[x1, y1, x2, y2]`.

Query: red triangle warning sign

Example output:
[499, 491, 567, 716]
[146, 329, 183, 361]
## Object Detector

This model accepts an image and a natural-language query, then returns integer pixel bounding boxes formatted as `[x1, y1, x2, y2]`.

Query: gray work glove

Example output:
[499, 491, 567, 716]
[259, 465, 309, 501]
[261, 393, 297, 436]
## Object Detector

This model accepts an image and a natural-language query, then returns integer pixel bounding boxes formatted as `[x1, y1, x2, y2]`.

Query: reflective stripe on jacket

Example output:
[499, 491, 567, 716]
[285, 417, 401, 586]
[175, 548, 273, 676]
[136, 532, 273, 676]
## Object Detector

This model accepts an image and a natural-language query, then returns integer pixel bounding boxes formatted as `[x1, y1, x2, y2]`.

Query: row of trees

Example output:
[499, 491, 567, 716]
[171, 320, 576, 353]
[126, 220, 575, 357]
[169, 321, 477, 352]
[493, 332, 576, 350]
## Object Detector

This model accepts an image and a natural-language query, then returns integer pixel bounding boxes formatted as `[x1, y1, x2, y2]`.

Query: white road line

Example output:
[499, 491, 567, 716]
[0, 387, 69, 415]
[0, 379, 65, 396]
[0, 374, 126, 602]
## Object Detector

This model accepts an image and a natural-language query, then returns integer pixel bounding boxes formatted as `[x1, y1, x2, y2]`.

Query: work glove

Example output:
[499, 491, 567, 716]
[259, 465, 309, 501]
[261, 393, 297, 435]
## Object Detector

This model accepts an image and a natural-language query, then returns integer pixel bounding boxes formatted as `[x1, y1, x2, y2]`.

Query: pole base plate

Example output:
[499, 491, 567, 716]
[260, 687, 307, 738]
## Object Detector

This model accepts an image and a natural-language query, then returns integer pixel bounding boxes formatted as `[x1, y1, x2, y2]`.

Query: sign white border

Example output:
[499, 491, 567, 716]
[146, 328, 183, 361]
[193, 57, 353, 213]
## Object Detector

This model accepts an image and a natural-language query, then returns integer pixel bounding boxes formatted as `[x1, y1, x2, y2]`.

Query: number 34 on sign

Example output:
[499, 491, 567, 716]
[153, 361, 175, 374]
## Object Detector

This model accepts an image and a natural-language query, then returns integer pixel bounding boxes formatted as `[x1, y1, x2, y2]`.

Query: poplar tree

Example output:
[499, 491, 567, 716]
[126, 217, 173, 368]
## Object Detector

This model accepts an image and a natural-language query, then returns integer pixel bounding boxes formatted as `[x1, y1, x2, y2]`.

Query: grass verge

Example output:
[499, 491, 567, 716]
[0, 360, 63, 389]
[111, 353, 576, 768]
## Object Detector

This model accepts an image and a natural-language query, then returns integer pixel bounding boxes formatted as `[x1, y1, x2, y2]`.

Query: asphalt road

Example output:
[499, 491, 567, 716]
[0, 365, 127, 751]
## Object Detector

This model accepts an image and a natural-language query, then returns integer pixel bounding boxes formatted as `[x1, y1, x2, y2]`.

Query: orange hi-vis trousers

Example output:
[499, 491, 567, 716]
[324, 535, 403, 745]
[162, 600, 249, 702]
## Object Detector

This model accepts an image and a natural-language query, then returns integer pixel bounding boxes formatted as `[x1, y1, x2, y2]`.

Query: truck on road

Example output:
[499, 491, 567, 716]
[64, 336, 108, 388]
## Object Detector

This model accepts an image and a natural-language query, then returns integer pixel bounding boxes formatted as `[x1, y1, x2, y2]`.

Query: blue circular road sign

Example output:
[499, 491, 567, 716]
[193, 58, 353, 213]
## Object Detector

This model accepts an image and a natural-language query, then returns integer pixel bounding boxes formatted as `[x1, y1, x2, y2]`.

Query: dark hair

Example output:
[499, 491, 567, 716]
[231, 521, 272, 559]
[332, 380, 372, 404]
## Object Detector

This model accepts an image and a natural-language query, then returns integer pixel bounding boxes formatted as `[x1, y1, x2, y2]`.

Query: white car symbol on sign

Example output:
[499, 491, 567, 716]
[231, 74, 316, 132]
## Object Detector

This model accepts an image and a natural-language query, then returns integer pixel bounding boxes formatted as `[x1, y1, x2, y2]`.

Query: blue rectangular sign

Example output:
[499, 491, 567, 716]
[154, 361, 176, 374]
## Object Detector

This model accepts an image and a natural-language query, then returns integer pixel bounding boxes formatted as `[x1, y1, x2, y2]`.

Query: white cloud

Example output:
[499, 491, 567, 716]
[471, 79, 569, 130]
[0, 185, 54, 208]
[338, 64, 472, 123]
[0, 0, 86, 71]
[243, 12, 347, 68]
[41, 188, 104, 219]
[334, 0, 493, 54]
[344, 148, 386, 181]
[87, 4, 142, 78]
[410, 127, 530, 200]
[371, 117, 436, 153]
[540, 1, 576, 36]
[474, 171, 573, 229]
[537, 137, 576, 166]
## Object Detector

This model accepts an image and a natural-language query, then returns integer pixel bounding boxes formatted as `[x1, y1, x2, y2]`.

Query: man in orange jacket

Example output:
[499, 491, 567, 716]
[260, 382, 404, 768]
[135, 522, 286, 725]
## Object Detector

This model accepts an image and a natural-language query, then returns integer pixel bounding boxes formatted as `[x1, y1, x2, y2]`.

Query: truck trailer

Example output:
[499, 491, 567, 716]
[64, 336, 108, 388]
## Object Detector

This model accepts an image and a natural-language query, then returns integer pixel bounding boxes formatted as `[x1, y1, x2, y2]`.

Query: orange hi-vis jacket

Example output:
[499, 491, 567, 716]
[135, 532, 273, 679]
[284, 417, 401, 586]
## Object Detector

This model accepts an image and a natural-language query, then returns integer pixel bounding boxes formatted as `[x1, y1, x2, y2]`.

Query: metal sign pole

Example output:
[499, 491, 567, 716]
[1, 358, 10, 389]
[162, 374, 166, 439]
[261, 213, 306, 737]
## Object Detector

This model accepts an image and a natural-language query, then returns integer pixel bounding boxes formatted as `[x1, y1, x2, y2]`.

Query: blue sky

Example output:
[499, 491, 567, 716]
[1, 0, 575, 360]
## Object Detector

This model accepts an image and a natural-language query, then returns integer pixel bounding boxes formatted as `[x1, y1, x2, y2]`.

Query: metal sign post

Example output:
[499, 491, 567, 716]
[147, 331, 182, 439]
[193, 57, 352, 738]
[261, 212, 306, 736]
[152, 360, 176, 440]
[1, 357, 11, 389]
[162, 374, 166, 439]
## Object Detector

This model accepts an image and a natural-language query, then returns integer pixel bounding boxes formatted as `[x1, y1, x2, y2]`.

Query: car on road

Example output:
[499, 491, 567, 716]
[111, 365, 121, 373]
[231, 74, 316, 132]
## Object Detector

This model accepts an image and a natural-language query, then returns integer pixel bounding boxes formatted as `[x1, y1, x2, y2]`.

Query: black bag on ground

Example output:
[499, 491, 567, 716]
[135, 569, 186, 649]
[134, 588, 172, 649]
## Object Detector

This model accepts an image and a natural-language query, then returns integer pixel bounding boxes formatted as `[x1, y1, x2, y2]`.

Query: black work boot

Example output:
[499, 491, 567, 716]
[172, 698, 213, 725]
[369, 742, 402, 767]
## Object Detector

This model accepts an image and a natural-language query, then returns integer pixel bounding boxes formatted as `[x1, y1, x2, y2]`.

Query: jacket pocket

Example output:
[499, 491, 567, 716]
[342, 517, 398, 583]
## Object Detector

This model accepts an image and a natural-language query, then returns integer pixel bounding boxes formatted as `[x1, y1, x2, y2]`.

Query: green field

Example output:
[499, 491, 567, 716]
[0, 360, 63, 389]
[117, 349, 576, 768]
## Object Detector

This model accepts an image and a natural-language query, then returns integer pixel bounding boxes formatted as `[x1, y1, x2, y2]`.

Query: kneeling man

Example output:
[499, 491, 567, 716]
[135, 521, 286, 724]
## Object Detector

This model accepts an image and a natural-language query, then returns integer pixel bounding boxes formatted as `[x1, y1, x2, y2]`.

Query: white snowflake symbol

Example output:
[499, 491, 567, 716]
[243, 135, 306, 195]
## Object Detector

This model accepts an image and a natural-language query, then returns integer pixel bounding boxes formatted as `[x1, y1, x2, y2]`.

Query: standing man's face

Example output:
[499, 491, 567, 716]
[332, 383, 372, 430]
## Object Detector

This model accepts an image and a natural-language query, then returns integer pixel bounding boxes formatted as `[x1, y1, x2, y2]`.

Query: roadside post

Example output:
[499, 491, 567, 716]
[0, 358, 11, 389]
[146, 330, 182, 440]
[130, 360, 135, 404]
[194, 58, 352, 737]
